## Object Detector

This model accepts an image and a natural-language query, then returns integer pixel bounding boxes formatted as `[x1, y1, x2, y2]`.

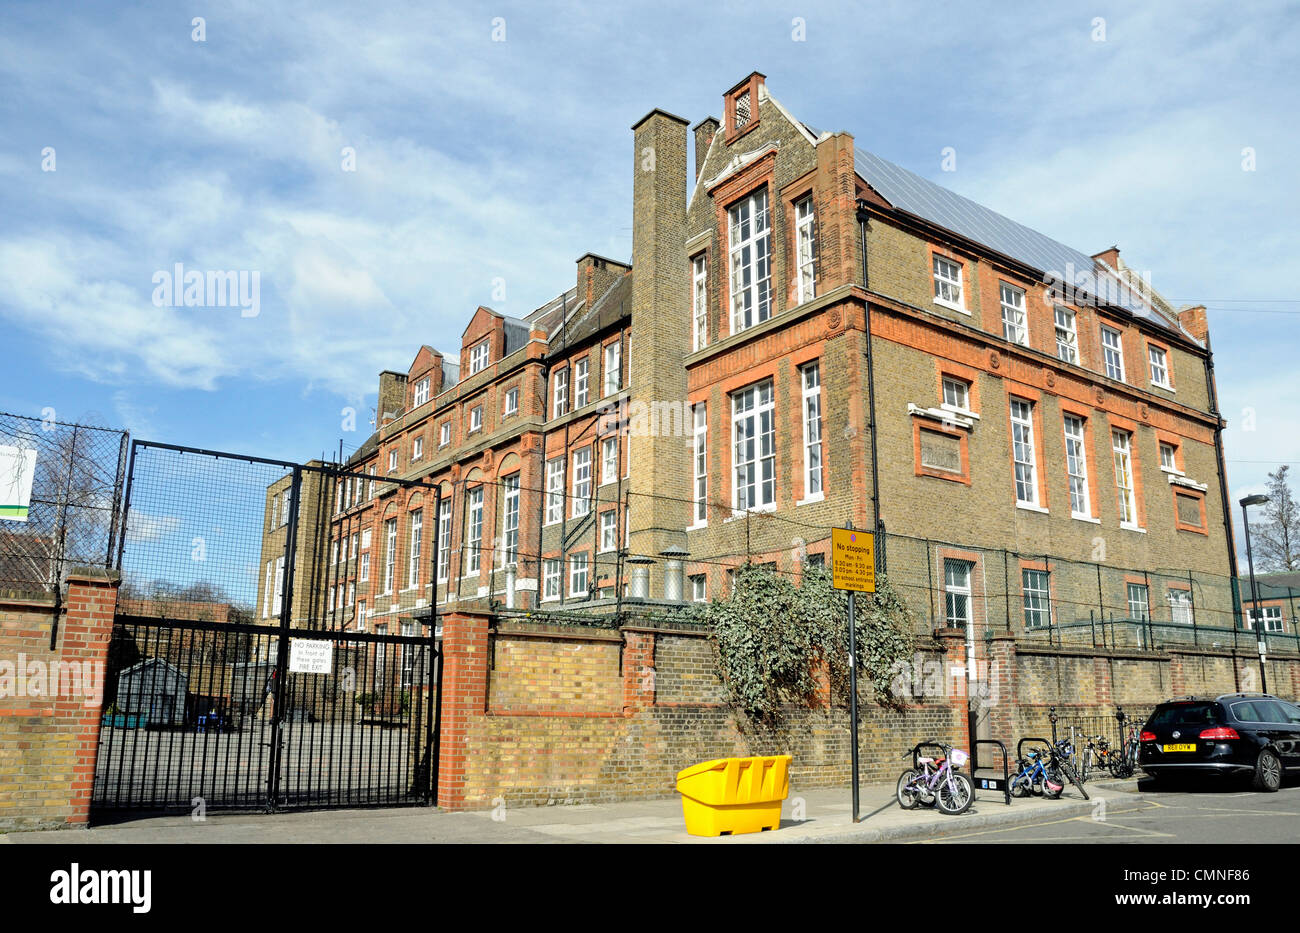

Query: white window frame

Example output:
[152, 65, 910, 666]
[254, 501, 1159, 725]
[600, 510, 617, 553]
[269, 496, 279, 530]
[383, 518, 397, 595]
[944, 559, 973, 628]
[542, 559, 562, 602]
[545, 458, 564, 525]
[1247, 606, 1283, 633]
[569, 553, 589, 598]
[439, 422, 450, 447]
[263, 561, 273, 618]
[1000, 283, 1028, 346]
[572, 447, 592, 517]
[1168, 588, 1194, 626]
[436, 499, 451, 583]
[801, 362, 823, 501]
[407, 509, 422, 589]
[690, 574, 707, 602]
[795, 196, 816, 304]
[732, 380, 776, 512]
[1054, 307, 1078, 364]
[1112, 429, 1139, 527]
[941, 377, 971, 413]
[1010, 398, 1039, 508]
[412, 436, 424, 462]
[553, 368, 569, 416]
[1022, 569, 1051, 628]
[1127, 583, 1150, 621]
[601, 436, 618, 486]
[413, 377, 430, 407]
[932, 255, 965, 312]
[469, 405, 482, 433]
[359, 552, 370, 583]
[728, 189, 772, 333]
[1063, 415, 1092, 519]
[574, 359, 589, 408]
[468, 340, 489, 375]
[1101, 326, 1126, 381]
[1159, 442, 1180, 474]
[692, 255, 708, 351]
[603, 341, 622, 397]
[357, 599, 367, 632]
[1148, 345, 1171, 389]
[273, 556, 284, 616]
[504, 386, 519, 416]
[465, 487, 483, 574]
[388, 449, 398, 473]
[692, 403, 708, 526]
[502, 475, 519, 566]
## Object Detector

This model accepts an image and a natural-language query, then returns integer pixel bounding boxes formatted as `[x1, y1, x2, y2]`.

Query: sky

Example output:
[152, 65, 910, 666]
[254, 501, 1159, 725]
[2, 0, 1298, 567]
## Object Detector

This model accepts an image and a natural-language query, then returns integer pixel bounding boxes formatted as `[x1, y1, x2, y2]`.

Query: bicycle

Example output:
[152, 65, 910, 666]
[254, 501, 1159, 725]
[896, 741, 974, 815]
[1079, 734, 1116, 782]
[1109, 709, 1141, 779]
[1009, 747, 1064, 799]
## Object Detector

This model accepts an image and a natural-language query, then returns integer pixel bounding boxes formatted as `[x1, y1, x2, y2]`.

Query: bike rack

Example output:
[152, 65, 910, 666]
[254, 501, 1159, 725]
[970, 739, 1010, 805]
[909, 741, 951, 772]
[1017, 736, 1052, 763]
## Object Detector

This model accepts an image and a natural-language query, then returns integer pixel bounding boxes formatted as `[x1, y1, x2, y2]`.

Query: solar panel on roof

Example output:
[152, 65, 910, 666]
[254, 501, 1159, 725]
[826, 137, 1184, 336]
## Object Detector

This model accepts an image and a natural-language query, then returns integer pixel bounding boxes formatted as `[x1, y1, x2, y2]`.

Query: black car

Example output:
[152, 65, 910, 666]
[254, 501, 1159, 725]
[1138, 693, 1300, 791]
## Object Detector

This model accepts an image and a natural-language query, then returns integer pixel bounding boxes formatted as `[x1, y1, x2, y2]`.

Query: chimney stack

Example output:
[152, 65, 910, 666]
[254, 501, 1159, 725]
[378, 370, 407, 424]
[1091, 246, 1121, 269]
[1178, 305, 1209, 343]
[575, 253, 629, 310]
[692, 116, 719, 181]
[626, 107, 690, 595]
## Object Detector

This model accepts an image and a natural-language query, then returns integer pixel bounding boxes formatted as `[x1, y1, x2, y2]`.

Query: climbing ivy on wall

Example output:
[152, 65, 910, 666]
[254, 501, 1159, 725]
[683, 563, 916, 721]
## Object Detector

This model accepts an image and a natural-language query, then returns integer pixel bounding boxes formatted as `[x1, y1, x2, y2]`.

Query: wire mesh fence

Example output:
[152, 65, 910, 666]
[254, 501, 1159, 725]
[0, 410, 128, 597]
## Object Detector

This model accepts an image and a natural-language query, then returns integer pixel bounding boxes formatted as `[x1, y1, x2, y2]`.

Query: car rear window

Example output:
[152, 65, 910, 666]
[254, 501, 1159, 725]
[1147, 703, 1223, 728]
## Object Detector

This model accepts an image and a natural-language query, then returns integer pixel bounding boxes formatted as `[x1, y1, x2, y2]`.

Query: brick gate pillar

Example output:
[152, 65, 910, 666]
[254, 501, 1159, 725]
[437, 609, 491, 810]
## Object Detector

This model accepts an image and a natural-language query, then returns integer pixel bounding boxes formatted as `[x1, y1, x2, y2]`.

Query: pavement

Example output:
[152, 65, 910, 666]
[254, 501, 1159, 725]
[2, 778, 1145, 844]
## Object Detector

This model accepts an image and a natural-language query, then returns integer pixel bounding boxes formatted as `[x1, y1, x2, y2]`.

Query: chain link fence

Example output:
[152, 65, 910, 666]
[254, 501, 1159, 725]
[0, 410, 128, 598]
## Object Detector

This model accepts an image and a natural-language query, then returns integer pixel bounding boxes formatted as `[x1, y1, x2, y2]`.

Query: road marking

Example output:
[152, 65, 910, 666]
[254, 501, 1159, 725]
[909, 803, 1159, 843]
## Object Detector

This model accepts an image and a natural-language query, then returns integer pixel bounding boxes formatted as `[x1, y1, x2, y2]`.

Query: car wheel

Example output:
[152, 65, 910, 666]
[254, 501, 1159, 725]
[1252, 749, 1282, 793]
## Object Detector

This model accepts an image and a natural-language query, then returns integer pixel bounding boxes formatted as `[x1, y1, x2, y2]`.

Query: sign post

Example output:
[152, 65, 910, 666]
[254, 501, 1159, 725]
[832, 523, 875, 823]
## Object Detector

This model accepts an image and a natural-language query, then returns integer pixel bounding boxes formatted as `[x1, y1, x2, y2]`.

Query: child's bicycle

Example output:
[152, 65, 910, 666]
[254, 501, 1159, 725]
[896, 741, 974, 815]
[1009, 747, 1064, 799]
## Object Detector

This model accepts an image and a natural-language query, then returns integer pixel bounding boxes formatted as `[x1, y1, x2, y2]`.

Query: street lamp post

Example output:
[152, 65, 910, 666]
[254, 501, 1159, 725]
[1239, 494, 1270, 693]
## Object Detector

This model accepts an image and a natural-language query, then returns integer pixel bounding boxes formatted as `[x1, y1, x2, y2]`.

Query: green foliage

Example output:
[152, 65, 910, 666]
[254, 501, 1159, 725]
[686, 563, 916, 721]
[355, 692, 377, 714]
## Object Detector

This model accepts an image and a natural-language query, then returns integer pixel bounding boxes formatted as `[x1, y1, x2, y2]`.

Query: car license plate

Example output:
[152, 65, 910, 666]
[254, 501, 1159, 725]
[1162, 743, 1196, 752]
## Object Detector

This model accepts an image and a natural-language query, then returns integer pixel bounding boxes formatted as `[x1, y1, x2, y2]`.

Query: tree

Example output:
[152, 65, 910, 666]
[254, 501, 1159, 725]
[1254, 466, 1300, 572]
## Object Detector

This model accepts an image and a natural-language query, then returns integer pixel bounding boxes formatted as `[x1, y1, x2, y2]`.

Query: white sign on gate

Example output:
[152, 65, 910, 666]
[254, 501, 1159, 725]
[289, 639, 333, 674]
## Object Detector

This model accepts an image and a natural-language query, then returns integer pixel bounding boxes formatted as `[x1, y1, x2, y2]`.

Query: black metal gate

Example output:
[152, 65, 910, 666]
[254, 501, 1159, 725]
[92, 441, 442, 815]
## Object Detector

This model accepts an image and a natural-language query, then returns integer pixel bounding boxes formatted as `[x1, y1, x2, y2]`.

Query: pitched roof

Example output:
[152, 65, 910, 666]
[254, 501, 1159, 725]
[799, 114, 1191, 341]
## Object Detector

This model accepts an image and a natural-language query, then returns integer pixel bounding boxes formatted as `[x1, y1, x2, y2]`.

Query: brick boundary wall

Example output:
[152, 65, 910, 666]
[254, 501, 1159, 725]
[435, 610, 1300, 812]
[0, 568, 119, 831]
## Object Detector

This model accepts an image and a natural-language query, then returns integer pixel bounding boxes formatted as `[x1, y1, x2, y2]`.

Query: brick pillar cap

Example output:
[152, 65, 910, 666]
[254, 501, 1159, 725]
[933, 627, 966, 639]
[988, 631, 1017, 642]
[66, 567, 121, 584]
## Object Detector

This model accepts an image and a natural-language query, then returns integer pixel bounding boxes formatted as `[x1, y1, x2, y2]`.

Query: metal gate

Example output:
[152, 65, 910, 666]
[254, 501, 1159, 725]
[92, 441, 443, 815]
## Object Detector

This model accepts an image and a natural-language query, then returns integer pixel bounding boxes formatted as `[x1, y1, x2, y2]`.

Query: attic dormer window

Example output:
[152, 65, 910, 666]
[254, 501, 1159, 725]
[468, 341, 489, 375]
[413, 377, 429, 407]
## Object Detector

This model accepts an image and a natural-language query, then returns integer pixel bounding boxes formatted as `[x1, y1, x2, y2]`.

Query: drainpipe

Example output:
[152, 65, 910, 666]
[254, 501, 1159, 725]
[1202, 333, 1242, 622]
[855, 199, 884, 574]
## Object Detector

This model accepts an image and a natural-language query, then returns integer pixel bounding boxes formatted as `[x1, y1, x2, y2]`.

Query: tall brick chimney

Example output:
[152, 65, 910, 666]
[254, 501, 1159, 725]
[692, 116, 719, 181]
[378, 370, 408, 424]
[627, 107, 690, 594]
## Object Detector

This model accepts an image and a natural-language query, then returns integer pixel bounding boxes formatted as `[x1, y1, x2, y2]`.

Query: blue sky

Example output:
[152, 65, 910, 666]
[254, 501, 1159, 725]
[2, 0, 1298, 559]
